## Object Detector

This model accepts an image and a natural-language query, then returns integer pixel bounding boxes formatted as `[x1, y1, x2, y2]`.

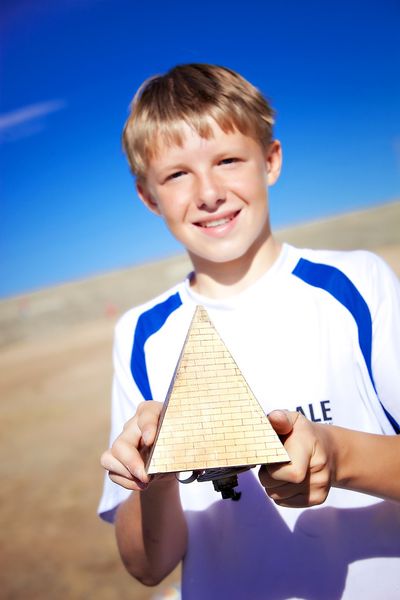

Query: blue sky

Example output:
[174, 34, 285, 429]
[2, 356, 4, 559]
[1, 0, 399, 298]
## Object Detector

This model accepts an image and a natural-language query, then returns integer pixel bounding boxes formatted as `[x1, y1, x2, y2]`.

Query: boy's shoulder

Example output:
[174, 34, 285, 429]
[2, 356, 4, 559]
[298, 246, 384, 271]
[114, 278, 189, 345]
[291, 246, 398, 311]
[295, 246, 392, 285]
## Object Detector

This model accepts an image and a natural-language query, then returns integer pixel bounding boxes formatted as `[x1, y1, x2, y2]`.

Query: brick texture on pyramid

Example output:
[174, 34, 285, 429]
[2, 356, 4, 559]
[146, 305, 289, 475]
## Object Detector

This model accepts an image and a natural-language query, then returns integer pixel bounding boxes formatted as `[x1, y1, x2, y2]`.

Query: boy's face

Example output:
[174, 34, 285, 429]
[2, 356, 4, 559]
[137, 120, 282, 276]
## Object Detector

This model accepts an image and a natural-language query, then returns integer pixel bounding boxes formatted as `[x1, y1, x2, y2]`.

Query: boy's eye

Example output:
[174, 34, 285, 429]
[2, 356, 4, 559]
[167, 170, 185, 181]
[219, 157, 238, 165]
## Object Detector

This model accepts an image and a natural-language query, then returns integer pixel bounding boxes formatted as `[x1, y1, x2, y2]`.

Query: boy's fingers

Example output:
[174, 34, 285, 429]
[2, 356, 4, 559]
[101, 452, 147, 490]
[272, 493, 313, 509]
[101, 450, 133, 480]
[258, 465, 282, 488]
[268, 410, 298, 436]
[268, 482, 328, 508]
[136, 401, 163, 446]
[108, 471, 149, 492]
[101, 446, 150, 491]
[259, 465, 292, 489]
[120, 417, 143, 449]
[259, 441, 309, 486]
[109, 437, 150, 482]
[100, 402, 164, 494]
[267, 481, 307, 501]
[260, 464, 328, 507]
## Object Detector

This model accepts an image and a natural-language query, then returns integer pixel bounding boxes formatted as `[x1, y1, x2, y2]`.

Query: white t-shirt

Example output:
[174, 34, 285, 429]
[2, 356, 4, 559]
[99, 244, 400, 599]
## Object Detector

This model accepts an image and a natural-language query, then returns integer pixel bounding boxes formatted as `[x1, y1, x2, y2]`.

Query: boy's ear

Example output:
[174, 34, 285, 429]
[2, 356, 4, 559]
[136, 181, 161, 216]
[265, 140, 282, 186]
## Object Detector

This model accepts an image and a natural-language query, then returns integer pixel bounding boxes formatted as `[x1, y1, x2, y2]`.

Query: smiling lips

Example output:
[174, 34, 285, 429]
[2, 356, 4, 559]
[195, 210, 241, 229]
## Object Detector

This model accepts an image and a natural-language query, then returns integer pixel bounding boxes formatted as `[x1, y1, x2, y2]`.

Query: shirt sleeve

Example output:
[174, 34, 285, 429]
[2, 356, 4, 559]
[97, 312, 143, 522]
[370, 254, 400, 432]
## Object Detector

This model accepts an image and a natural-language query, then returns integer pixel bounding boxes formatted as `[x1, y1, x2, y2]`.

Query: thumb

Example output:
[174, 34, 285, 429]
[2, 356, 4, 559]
[268, 410, 297, 436]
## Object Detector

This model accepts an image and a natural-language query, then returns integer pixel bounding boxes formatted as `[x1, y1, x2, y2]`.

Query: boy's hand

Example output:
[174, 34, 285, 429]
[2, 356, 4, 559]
[259, 410, 334, 508]
[100, 400, 167, 491]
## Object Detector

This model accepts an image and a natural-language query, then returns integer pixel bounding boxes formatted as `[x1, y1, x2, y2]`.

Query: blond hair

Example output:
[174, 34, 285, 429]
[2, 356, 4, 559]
[122, 63, 275, 180]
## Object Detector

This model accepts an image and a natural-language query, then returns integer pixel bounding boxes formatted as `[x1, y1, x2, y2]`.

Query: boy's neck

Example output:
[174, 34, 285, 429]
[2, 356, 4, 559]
[188, 236, 282, 300]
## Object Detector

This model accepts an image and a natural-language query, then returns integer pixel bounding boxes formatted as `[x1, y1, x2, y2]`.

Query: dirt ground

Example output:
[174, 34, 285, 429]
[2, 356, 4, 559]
[0, 202, 399, 599]
[0, 320, 180, 599]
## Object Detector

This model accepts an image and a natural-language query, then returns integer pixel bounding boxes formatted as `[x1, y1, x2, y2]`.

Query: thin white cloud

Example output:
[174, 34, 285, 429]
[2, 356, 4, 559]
[0, 99, 67, 142]
[0, 100, 66, 130]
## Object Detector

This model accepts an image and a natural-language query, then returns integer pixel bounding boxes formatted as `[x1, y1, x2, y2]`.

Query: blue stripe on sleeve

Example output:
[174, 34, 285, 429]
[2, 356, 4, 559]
[130, 292, 183, 400]
[293, 258, 400, 434]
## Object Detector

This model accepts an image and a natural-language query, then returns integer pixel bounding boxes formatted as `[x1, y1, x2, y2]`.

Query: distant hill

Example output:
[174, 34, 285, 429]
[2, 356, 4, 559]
[0, 200, 399, 347]
[274, 199, 400, 251]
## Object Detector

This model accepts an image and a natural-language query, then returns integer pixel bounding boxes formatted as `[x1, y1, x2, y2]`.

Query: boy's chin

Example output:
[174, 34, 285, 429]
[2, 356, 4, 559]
[188, 248, 251, 268]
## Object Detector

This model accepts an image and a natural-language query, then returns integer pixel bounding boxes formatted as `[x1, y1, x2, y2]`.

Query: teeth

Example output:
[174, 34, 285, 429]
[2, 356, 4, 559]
[202, 217, 231, 228]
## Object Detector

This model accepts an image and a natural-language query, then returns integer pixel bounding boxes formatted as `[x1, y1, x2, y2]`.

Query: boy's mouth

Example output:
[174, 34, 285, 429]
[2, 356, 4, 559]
[195, 210, 240, 228]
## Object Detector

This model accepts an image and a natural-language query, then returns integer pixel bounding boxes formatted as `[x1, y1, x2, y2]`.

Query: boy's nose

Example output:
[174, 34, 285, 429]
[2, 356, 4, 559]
[196, 173, 226, 211]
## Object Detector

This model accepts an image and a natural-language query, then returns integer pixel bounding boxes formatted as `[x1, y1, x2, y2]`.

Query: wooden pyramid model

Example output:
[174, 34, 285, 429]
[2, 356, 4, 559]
[146, 306, 289, 475]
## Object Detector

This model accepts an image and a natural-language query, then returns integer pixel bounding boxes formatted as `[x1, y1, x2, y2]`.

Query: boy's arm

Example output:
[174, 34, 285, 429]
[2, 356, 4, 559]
[259, 411, 400, 507]
[101, 401, 187, 586]
[261, 257, 400, 507]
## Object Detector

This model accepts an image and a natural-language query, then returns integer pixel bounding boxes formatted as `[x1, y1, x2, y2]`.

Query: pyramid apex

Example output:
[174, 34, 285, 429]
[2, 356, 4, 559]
[193, 304, 209, 322]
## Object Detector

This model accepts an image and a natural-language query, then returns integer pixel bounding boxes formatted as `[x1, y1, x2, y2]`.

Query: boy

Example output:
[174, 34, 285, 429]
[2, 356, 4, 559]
[99, 64, 400, 598]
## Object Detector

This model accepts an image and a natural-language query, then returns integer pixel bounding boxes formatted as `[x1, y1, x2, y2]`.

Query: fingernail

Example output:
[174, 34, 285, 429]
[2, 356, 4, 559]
[142, 430, 152, 445]
[134, 467, 144, 480]
[136, 481, 148, 490]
